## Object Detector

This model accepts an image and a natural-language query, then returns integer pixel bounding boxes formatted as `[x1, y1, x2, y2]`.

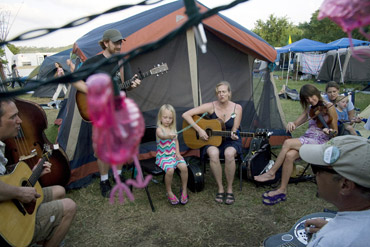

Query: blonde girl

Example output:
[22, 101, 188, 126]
[156, 104, 188, 205]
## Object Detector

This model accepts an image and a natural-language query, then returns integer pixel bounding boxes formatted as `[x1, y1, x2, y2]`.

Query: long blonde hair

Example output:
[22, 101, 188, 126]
[157, 104, 177, 133]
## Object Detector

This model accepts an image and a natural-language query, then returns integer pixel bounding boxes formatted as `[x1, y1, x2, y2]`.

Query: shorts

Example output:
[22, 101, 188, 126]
[31, 187, 63, 244]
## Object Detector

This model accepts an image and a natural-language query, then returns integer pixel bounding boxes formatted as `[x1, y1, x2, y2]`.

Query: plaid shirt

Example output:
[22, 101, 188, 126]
[0, 141, 8, 175]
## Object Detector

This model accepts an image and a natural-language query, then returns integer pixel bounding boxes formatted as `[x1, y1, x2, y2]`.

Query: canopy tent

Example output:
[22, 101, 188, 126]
[57, 1, 288, 189]
[277, 39, 337, 84]
[327, 38, 370, 49]
[31, 48, 72, 98]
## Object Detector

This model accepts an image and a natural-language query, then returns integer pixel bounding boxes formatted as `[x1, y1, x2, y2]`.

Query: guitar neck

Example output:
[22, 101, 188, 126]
[119, 71, 152, 90]
[212, 130, 254, 138]
[28, 156, 48, 187]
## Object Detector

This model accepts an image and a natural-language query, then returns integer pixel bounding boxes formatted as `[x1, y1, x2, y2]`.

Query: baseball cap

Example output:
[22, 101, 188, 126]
[101, 29, 125, 42]
[299, 135, 370, 188]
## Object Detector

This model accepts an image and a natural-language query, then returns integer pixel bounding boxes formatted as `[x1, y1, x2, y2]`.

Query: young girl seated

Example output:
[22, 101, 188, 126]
[335, 95, 358, 136]
[156, 104, 189, 205]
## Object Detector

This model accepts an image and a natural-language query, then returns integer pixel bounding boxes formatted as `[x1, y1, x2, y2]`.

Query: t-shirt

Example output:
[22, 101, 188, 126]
[79, 54, 133, 91]
[307, 210, 370, 247]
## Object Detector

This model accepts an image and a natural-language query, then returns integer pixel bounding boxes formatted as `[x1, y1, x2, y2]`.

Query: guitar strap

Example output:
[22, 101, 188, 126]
[177, 112, 208, 134]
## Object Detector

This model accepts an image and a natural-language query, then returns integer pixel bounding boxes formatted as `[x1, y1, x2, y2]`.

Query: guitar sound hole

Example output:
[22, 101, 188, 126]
[205, 128, 212, 137]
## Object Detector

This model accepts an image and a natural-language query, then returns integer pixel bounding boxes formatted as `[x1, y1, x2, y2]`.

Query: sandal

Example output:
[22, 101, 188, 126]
[180, 193, 189, 205]
[168, 194, 179, 205]
[262, 193, 286, 206]
[215, 192, 225, 203]
[225, 193, 235, 205]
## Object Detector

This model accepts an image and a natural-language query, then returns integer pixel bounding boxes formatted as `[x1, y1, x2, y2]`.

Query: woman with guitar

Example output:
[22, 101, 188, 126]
[182, 81, 242, 205]
[255, 84, 338, 205]
[0, 98, 76, 247]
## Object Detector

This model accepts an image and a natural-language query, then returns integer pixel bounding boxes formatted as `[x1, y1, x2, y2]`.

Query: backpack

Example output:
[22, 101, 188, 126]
[241, 130, 281, 186]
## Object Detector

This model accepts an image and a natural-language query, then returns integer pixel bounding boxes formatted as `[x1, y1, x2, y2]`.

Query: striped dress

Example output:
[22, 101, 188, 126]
[156, 138, 186, 172]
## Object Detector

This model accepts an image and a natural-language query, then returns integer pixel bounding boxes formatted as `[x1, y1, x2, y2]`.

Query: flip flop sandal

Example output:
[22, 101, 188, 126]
[180, 193, 189, 205]
[262, 190, 273, 199]
[168, 194, 179, 205]
[225, 193, 235, 205]
[262, 193, 287, 206]
[215, 192, 225, 203]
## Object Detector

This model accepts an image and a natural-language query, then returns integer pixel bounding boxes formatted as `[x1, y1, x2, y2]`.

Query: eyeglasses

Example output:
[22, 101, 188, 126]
[310, 164, 337, 175]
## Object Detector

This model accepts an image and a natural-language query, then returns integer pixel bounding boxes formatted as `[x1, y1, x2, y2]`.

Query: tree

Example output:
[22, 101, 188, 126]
[7, 43, 19, 55]
[252, 15, 302, 47]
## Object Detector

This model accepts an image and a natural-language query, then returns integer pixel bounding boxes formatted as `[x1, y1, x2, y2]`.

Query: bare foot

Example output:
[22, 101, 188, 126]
[254, 172, 275, 182]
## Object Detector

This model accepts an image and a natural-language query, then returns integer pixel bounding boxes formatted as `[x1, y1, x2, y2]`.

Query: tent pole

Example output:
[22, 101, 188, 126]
[282, 53, 285, 79]
[337, 50, 344, 84]
[186, 28, 201, 106]
[285, 52, 291, 86]
[295, 54, 299, 81]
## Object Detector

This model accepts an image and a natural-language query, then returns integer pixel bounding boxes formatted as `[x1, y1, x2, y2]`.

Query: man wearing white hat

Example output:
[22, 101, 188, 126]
[299, 135, 370, 247]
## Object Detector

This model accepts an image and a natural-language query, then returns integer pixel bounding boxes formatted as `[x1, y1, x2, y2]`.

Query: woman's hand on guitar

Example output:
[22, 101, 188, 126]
[198, 129, 208, 141]
[231, 131, 239, 140]
[130, 74, 141, 88]
[286, 122, 296, 133]
[305, 218, 328, 234]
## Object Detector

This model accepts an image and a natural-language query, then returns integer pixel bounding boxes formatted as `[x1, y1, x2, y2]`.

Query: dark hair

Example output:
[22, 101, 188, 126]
[325, 81, 340, 92]
[299, 84, 322, 110]
[0, 98, 14, 119]
[11, 64, 16, 70]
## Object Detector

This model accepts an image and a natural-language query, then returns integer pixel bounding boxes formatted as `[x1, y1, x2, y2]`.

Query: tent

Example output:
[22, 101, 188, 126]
[327, 38, 370, 49]
[31, 48, 72, 98]
[277, 39, 337, 83]
[317, 46, 370, 83]
[57, 1, 288, 189]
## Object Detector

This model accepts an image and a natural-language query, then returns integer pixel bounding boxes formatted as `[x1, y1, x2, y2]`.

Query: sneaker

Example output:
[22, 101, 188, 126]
[100, 180, 112, 198]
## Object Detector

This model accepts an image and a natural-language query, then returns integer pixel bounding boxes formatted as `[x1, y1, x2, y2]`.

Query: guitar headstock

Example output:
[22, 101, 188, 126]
[149, 63, 168, 76]
[255, 129, 273, 138]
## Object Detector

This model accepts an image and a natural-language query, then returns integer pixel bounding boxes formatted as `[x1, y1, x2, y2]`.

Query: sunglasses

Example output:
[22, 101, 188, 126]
[310, 164, 337, 175]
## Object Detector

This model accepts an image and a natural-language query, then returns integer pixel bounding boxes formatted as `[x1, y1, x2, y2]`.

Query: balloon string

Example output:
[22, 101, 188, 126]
[176, 112, 208, 134]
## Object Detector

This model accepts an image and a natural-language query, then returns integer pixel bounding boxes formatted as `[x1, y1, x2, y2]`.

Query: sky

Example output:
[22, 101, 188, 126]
[0, 0, 325, 48]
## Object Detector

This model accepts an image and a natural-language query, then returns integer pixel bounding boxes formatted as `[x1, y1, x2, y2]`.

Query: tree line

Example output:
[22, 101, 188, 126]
[252, 10, 369, 47]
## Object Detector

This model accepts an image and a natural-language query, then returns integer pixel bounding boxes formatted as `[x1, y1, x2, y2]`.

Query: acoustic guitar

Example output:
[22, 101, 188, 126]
[263, 212, 335, 247]
[182, 116, 269, 149]
[76, 63, 168, 122]
[0, 150, 52, 247]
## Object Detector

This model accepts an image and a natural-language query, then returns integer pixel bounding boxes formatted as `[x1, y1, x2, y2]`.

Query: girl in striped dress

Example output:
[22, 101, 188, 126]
[156, 104, 189, 205]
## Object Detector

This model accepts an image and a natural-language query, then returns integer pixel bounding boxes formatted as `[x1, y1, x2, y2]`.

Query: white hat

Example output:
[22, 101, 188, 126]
[299, 135, 370, 188]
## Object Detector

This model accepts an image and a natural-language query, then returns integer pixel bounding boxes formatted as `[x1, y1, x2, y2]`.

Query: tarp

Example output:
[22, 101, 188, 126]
[57, 1, 289, 189]
[327, 38, 370, 49]
[277, 38, 338, 53]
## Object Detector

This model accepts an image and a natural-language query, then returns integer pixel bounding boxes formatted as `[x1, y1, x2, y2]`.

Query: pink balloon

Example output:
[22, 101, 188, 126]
[86, 73, 151, 204]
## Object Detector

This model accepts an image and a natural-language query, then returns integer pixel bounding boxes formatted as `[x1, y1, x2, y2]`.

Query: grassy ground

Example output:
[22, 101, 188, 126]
[18, 77, 370, 246]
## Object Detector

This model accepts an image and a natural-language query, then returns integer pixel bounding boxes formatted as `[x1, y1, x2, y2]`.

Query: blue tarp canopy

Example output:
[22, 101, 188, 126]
[327, 38, 370, 48]
[277, 38, 337, 53]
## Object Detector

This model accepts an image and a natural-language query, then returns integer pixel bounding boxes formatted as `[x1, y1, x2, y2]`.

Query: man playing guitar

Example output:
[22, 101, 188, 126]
[0, 98, 77, 247]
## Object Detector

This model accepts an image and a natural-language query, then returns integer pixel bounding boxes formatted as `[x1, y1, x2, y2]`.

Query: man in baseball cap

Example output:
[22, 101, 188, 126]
[299, 135, 370, 246]
[72, 28, 141, 197]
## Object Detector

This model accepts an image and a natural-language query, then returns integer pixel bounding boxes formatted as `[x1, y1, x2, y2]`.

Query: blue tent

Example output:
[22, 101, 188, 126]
[327, 38, 370, 49]
[31, 48, 72, 98]
[277, 38, 337, 53]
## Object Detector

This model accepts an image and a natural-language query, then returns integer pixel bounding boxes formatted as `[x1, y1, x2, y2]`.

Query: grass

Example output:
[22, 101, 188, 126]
[18, 77, 370, 246]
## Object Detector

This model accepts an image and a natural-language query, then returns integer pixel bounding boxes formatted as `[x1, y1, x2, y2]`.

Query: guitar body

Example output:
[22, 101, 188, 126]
[75, 91, 90, 122]
[0, 162, 44, 247]
[182, 116, 224, 149]
[263, 212, 336, 247]
[4, 98, 71, 187]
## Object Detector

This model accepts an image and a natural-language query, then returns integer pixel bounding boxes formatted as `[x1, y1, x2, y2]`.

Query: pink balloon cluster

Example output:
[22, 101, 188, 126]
[86, 73, 152, 204]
